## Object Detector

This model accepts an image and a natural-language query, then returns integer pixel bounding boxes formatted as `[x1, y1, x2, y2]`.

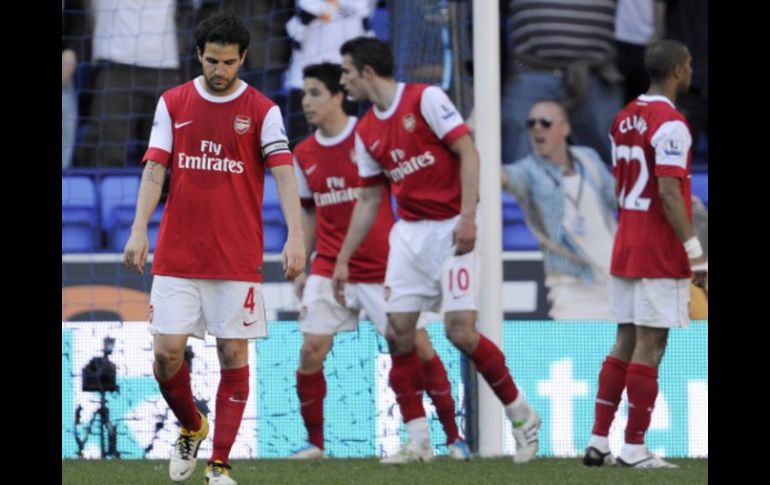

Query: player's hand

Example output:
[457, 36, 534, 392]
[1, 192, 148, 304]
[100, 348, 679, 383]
[331, 262, 349, 306]
[453, 215, 477, 255]
[690, 255, 708, 291]
[123, 228, 149, 274]
[282, 236, 306, 280]
[293, 272, 308, 301]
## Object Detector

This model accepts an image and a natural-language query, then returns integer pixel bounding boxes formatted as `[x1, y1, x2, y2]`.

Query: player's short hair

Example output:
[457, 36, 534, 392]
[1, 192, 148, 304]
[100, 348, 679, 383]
[340, 37, 394, 78]
[303, 63, 344, 95]
[195, 10, 250, 56]
[644, 39, 690, 83]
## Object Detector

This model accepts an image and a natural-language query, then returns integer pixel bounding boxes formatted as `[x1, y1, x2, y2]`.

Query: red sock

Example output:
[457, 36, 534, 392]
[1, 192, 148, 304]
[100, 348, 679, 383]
[297, 369, 326, 449]
[389, 349, 426, 423]
[211, 365, 249, 463]
[591, 356, 629, 437]
[422, 354, 459, 444]
[470, 335, 519, 405]
[155, 361, 201, 431]
[625, 363, 658, 445]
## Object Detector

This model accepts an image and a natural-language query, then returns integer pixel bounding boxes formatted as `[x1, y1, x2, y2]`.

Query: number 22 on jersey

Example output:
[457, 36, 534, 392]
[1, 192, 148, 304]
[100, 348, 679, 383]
[614, 145, 651, 211]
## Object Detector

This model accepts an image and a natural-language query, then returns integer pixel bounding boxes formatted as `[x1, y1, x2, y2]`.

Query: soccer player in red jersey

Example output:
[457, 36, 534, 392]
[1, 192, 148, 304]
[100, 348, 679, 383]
[583, 39, 708, 469]
[123, 11, 305, 484]
[289, 63, 470, 461]
[332, 37, 541, 464]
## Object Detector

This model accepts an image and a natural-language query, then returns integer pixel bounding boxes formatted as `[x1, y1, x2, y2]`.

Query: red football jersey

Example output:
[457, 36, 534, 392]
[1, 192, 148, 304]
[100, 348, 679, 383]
[142, 77, 292, 282]
[355, 83, 470, 221]
[609, 94, 693, 278]
[294, 117, 393, 283]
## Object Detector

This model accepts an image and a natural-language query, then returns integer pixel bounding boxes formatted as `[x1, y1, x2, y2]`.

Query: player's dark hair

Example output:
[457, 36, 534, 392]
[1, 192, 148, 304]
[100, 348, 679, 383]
[303, 63, 344, 95]
[339, 37, 394, 78]
[195, 10, 250, 56]
[645, 39, 690, 83]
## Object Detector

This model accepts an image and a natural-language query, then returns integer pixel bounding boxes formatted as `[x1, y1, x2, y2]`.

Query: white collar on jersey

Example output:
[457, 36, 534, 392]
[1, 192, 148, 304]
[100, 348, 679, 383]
[193, 76, 248, 103]
[373, 82, 405, 120]
[315, 116, 357, 147]
[637, 94, 675, 108]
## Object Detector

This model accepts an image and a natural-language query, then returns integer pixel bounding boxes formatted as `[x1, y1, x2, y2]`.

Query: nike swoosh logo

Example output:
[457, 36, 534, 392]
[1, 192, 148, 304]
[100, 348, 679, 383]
[174, 120, 194, 129]
[243, 319, 259, 327]
[369, 140, 380, 152]
[306, 164, 318, 175]
[229, 396, 248, 403]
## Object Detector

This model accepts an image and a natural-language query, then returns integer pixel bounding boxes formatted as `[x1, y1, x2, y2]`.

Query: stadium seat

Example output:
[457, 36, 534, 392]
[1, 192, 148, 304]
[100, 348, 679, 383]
[263, 173, 287, 253]
[100, 176, 163, 252]
[62, 176, 98, 252]
[691, 172, 708, 207]
[503, 220, 539, 250]
[502, 192, 539, 250]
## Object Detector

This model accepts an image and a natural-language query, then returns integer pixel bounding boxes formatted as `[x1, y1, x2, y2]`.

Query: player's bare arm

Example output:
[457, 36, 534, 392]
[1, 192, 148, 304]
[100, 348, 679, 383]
[331, 185, 383, 305]
[659, 176, 707, 287]
[123, 161, 166, 274]
[449, 134, 479, 255]
[294, 206, 317, 300]
[272, 165, 307, 280]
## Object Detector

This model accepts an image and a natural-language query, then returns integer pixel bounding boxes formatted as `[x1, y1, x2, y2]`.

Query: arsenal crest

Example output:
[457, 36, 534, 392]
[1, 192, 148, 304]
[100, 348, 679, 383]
[402, 113, 416, 132]
[234, 115, 252, 134]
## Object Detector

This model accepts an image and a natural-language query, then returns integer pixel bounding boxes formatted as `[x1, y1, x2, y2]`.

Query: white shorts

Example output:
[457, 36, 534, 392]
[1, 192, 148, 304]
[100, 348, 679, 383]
[300, 275, 430, 335]
[385, 216, 479, 314]
[610, 276, 690, 328]
[149, 275, 267, 340]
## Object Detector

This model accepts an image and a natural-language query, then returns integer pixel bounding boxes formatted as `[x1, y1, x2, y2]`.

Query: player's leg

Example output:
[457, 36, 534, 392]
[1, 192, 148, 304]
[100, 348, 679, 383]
[149, 276, 208, 481]
[583, 323, 634, 466]
[617, 278, 689, 469]
[442, 248, 539, 464]
[292, 333, 333, 459]
[203, 280, 268, 483]
[379, 311, 435, 464]
[414, 324, 470, 460]
[358, 279, 433, 463]
[615, 325, 678, 468]
[378, 220, 439, 464]
[291, 275, 358, 458]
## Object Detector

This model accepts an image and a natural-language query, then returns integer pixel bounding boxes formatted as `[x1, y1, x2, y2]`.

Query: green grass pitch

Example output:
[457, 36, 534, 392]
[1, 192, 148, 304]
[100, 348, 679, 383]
[63, 457, 707, 484]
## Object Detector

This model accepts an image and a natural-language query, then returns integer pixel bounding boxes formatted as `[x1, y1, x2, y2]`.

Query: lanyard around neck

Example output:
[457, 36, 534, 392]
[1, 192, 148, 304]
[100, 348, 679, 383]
[542, 154, 585, 209]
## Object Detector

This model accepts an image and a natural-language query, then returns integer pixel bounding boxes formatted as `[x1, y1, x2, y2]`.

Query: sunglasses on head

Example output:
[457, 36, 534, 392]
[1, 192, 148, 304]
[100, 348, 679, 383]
[525, 117, 554, 129]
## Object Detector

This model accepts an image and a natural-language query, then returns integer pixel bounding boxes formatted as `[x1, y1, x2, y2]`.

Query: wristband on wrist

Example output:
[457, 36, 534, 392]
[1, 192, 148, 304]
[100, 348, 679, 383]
[683, 236, 703, 259]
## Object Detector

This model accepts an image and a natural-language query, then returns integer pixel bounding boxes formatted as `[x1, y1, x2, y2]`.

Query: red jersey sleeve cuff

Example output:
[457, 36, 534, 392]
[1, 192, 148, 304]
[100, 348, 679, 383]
[358, 173, 388, 187]
[655, 166, 687, 178]
[142, 147, 171, 166]
[265, 152, 293, 168]
[442, 124, 471, 145]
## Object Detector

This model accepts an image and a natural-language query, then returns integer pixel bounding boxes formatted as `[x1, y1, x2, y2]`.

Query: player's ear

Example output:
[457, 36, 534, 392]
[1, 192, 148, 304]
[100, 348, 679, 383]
[239, 48, 248, 66]
[196, 46, 203, 64]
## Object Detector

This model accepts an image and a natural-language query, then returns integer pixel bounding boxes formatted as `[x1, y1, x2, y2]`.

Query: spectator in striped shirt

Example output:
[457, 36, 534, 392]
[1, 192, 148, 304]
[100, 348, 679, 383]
[501, 0, 623, 165]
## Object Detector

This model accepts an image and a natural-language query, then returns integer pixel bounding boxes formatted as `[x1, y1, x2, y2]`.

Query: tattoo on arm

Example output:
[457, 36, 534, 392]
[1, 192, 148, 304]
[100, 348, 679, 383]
[143, 161, 163, 186]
